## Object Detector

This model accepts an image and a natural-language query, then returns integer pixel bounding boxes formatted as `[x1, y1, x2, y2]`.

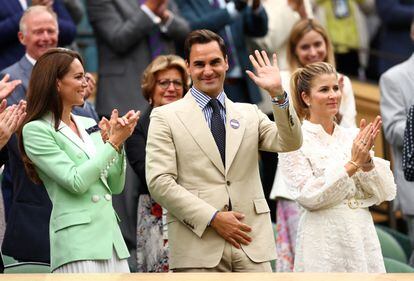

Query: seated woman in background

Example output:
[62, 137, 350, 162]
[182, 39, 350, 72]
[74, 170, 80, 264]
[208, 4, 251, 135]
[19, 48, 140, 273]
[279, 62, 396, 272]
[271, 18, 357, 272]
[125, 55, 189, 272]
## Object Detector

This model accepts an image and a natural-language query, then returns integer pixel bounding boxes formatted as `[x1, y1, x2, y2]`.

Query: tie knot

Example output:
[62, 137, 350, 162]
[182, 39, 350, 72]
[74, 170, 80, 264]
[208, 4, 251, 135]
[210, 98, 221, 113]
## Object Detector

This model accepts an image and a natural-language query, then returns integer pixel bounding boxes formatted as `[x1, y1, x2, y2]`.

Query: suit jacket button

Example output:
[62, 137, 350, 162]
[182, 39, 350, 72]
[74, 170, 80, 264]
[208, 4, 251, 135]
[223, 204, 229, 211]
[104, 194, 112, 201]
[226, 181, 231, 186]
[92, 195, 100, 203]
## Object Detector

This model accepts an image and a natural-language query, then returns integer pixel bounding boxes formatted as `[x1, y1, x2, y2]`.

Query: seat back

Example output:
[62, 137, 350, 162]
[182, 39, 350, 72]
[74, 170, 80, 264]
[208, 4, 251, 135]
[376, 226, 407, 263]
[384, 257, 414, 273]
[0, 251, 50, 274]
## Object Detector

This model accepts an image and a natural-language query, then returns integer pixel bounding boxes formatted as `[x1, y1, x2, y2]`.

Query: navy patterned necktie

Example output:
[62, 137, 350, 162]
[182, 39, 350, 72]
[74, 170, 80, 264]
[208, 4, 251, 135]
[138, 0, 165, 58]
[210, 99, 226, 166]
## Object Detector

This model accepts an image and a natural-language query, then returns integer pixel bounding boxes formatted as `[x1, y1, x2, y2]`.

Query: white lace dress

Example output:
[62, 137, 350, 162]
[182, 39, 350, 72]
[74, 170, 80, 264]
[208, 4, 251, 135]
[279, 121, 396, 272]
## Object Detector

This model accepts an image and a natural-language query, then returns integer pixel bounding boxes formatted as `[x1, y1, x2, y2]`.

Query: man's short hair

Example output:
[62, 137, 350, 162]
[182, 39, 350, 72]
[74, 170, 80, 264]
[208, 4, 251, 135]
[184, 29, 227, 61]
[19, 5, 58, 34]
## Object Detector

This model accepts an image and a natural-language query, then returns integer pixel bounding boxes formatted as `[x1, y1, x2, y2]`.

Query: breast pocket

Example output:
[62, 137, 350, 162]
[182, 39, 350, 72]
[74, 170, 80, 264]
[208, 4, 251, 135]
[253, 198, 270, 214]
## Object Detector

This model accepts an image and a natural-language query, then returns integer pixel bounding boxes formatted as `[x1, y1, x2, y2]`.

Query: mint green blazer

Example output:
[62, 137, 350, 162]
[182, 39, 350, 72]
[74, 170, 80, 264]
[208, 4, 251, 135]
[22, 113, 129, 271]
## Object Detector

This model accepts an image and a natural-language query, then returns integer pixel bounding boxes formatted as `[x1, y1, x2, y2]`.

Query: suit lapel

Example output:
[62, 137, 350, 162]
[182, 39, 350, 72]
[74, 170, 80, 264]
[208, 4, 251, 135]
[42, 113, 112, 191]
[19, 56, 33, 96]
[71, 115, 97, 158]
[225, 98, 245, 171]
[176, 94, 225, 175]
[42, 114, 96, 159]
[7, 56, 33, 104]
[18, 55, 33, 100]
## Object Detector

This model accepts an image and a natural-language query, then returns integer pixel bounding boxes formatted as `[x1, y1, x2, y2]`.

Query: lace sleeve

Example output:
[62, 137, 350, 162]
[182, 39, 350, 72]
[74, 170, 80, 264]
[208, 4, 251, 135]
[353, 157, 397, 203]
[279, 149, 354, 211]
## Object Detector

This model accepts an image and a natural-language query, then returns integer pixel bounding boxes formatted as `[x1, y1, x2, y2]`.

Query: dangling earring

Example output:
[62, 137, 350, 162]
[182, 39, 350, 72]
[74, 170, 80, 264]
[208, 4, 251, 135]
[307, 103, 311, 108]
[149, 98, 153, 105]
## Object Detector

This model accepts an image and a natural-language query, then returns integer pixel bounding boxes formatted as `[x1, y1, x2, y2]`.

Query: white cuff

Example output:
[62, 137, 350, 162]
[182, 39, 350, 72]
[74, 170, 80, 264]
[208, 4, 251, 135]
[226, 1, 239, 19]
[140, 4, 161, 25]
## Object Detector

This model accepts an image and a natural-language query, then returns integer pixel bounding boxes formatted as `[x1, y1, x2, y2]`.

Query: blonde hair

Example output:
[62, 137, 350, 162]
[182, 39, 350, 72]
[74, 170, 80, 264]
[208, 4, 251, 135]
[141, 55, 190, 102]
[287, 19, 335, 71]
[291, 62, 337, 120]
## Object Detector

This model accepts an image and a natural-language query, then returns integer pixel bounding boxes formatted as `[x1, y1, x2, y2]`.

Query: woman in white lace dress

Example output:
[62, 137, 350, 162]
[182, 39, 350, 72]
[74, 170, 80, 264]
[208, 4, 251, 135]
[279, 62, 396, 272]
[271, 19, 358, 272]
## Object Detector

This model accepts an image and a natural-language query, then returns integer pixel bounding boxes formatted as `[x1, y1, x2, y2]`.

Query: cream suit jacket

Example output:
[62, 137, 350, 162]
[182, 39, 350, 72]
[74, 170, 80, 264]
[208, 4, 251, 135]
[146, 93, 302, 269]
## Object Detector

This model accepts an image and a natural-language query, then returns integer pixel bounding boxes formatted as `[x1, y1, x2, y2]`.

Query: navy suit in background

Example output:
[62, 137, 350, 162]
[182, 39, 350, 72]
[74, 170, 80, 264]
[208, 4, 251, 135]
[375, 0, 414, 74]
[0, 0, 76, 71]
[175, 0, 268, 104]
[0, 56, 98, 263]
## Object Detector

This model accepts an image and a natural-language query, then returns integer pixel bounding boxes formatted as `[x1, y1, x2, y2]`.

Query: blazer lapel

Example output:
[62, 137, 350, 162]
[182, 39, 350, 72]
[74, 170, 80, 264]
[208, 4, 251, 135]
[225, 98, 246, 171]
[19, 56, 33, 92]
[43, 114, 95, 159]
[10, 56, 33, 103]
[176, 94, 225, 175]
[71, 115, 97, 158]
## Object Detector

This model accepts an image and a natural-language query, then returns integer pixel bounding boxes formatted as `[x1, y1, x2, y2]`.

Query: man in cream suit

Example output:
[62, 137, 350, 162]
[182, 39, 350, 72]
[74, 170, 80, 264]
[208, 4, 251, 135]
[146, 29, 302, 272]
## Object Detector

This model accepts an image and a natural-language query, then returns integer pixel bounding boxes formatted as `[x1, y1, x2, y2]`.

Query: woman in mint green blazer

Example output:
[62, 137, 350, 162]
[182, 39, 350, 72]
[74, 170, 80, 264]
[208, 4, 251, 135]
[18, 48, 140, 273]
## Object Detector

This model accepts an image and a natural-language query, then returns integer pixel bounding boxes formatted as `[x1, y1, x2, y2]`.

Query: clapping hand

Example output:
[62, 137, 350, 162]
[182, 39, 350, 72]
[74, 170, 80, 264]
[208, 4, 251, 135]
[246, 50, 284, 98]
[0, 74, 22, 100]
[0, 99, 27, 148]
[107, 109, 140, 149]
[351, 116, 382, 172]
[98, 117, 110, 142]
[144, 0, 169, 19]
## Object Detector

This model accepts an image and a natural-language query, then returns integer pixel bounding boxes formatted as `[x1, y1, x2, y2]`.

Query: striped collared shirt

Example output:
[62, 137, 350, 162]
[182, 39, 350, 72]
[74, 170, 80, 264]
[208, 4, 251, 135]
[191, 87, 226, 128]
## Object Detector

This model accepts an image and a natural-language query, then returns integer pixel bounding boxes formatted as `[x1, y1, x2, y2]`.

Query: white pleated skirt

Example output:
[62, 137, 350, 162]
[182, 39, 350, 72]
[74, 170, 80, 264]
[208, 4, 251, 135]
[53, 247, 130, 273]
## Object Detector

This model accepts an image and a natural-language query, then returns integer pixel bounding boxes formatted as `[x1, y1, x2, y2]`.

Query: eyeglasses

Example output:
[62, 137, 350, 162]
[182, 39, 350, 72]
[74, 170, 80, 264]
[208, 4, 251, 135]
[156, 79, 183, 90]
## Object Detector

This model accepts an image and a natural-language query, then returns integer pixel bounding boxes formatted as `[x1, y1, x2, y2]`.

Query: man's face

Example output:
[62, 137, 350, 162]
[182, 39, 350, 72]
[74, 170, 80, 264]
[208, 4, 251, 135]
[187, 41, 228, 98]
[18, 11, 58, 60]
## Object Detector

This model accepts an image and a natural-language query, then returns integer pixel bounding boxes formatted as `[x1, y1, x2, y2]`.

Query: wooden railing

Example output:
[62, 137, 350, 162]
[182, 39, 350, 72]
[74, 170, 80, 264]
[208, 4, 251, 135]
[351, 79, 387, 160]
[1, 272, 414, 281]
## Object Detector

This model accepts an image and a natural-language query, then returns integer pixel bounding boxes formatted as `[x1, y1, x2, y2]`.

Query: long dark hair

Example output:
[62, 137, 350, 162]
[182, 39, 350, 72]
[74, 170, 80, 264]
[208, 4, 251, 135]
[18, 48, 84, 183]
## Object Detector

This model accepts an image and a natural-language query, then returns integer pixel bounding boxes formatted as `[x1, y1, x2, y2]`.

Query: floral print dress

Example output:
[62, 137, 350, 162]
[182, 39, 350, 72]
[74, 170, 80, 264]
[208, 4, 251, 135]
[136, 194, 169, 272]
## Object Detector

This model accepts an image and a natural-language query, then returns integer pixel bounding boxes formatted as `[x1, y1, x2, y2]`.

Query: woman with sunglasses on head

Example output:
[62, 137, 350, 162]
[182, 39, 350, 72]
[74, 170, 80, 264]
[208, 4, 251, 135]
[125, 55, 189, 272]
[19, 48, 140, 273]
[279, 62, 395, 272]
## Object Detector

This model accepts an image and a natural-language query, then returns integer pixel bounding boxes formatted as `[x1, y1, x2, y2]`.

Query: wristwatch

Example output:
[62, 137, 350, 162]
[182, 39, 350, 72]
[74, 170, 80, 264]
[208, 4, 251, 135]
[270, 91, 286, 104]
